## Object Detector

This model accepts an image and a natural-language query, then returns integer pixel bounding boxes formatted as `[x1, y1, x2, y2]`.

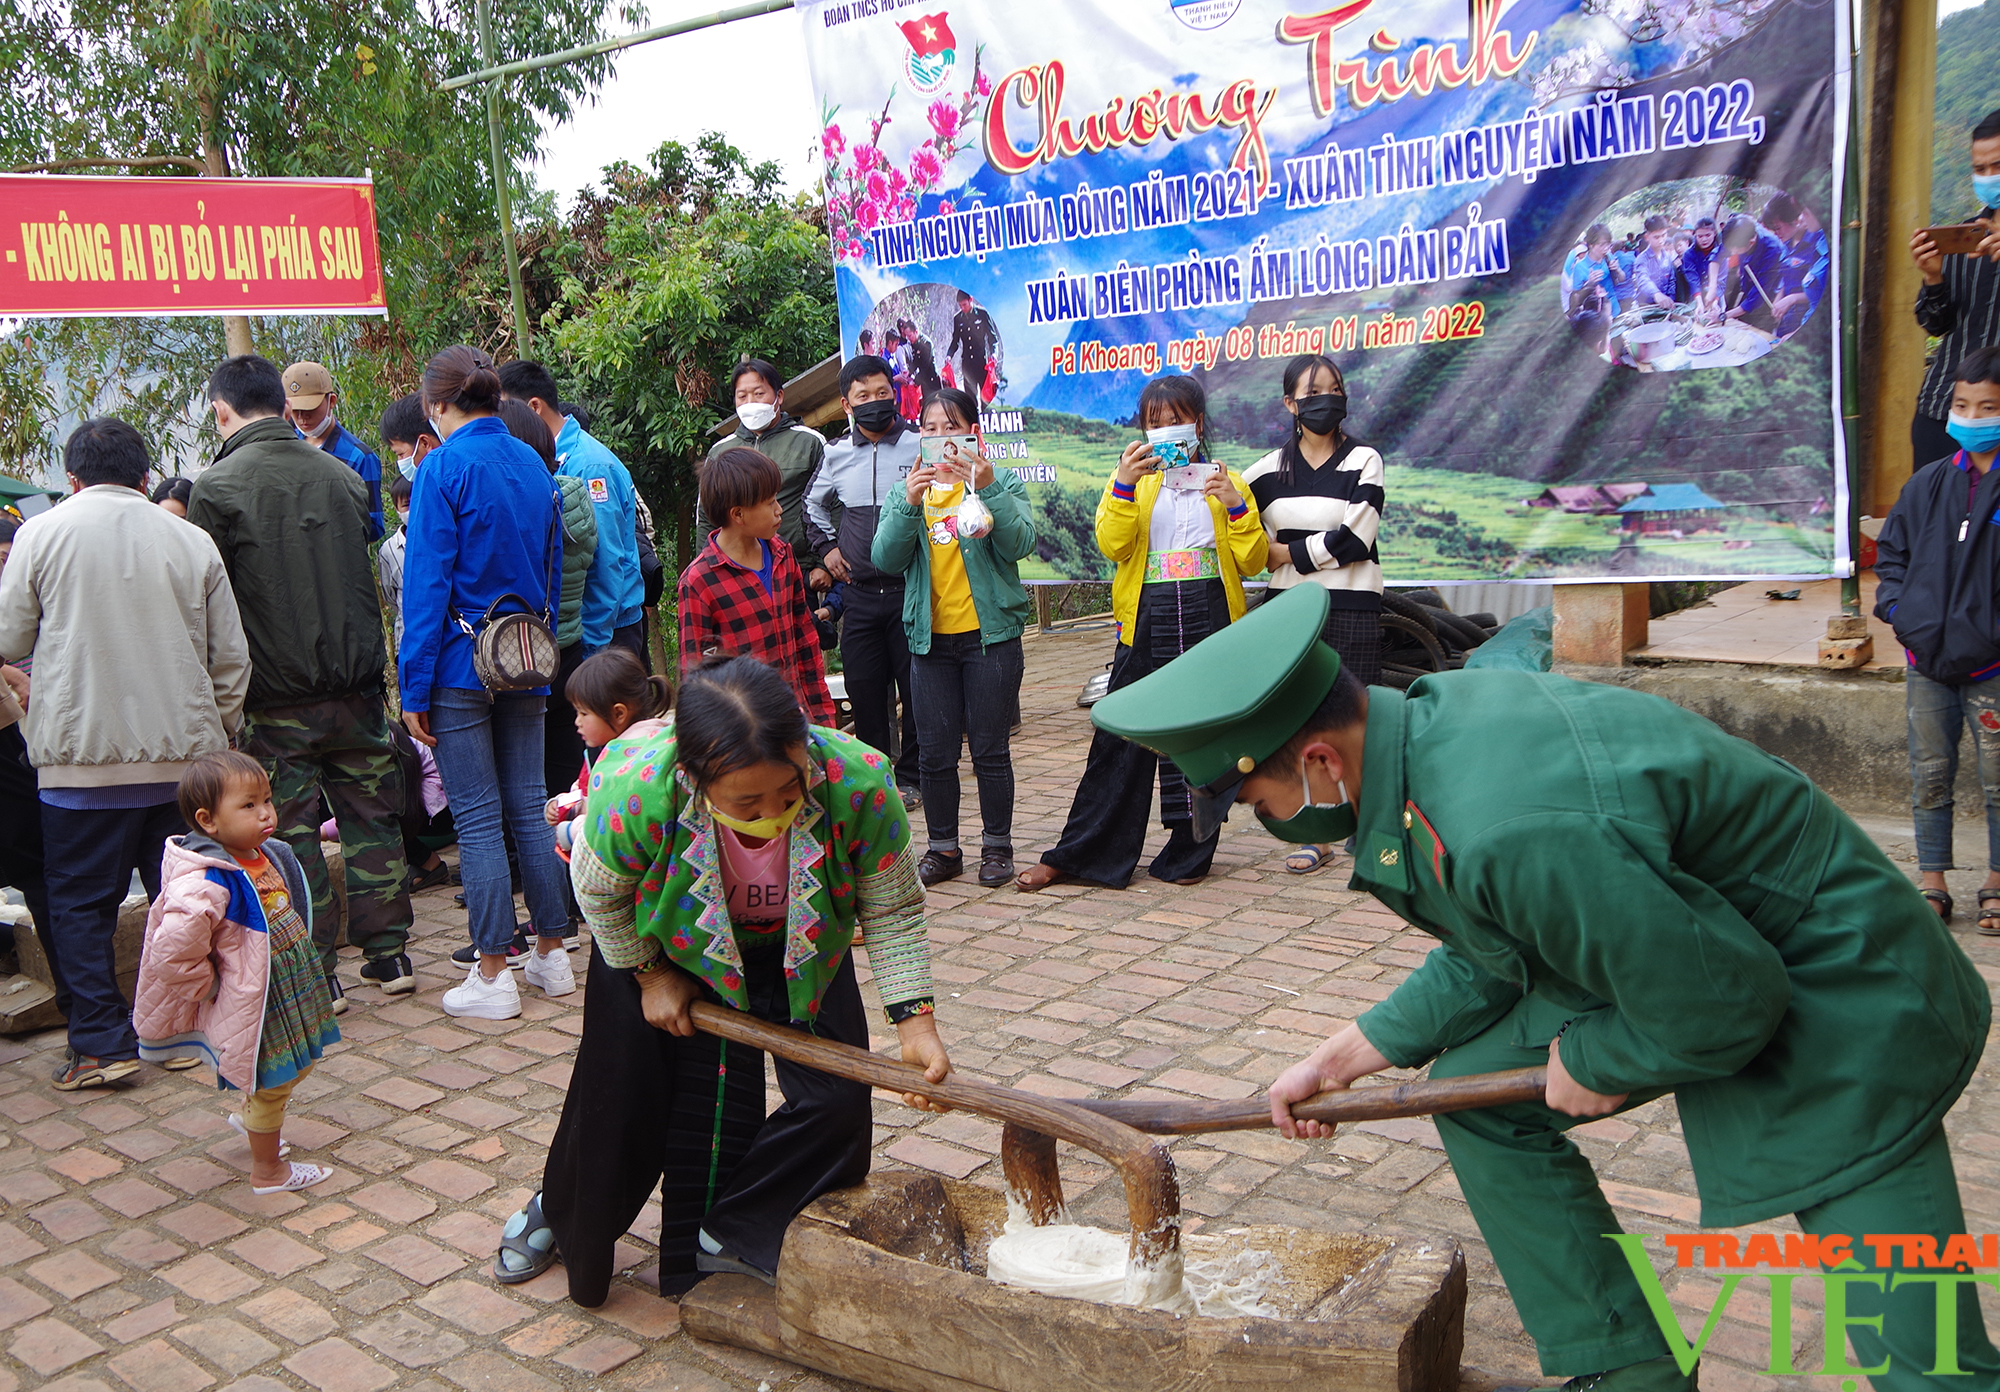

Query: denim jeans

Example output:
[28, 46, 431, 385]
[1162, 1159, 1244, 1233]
[427, 688, 569, 952]
[909, 632, 1023, 852]
[1906, 668, 2000, 872]
[40, 800, 184, 1060]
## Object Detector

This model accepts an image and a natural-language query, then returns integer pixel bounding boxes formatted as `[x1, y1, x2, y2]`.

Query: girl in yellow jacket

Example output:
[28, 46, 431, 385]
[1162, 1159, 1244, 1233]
[1017, 376, 1266, 890]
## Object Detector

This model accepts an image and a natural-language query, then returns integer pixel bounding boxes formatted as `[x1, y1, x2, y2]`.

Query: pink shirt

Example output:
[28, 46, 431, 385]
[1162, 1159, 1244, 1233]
[717, 825, 789, 931]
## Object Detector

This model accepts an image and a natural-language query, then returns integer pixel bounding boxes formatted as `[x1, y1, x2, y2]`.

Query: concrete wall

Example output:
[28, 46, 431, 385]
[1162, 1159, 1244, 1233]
[1567, 662, 1983, 821]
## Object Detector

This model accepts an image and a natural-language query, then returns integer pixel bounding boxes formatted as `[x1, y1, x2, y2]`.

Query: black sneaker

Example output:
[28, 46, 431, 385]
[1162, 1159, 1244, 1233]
[452, 931, 529, 969]
[359, 953, 417, 995]
[326, 974, 349, 1016]
[408, 861, 451, 894]
[978, 846, 1016, 887]
[50, 1048, 140, 1091]
[918, 848, 963, 886]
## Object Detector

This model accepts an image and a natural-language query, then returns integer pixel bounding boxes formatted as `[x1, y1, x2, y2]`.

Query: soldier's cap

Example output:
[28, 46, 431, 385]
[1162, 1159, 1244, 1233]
[1092, 584, 1341, 841]
[282, 362, 335, 410]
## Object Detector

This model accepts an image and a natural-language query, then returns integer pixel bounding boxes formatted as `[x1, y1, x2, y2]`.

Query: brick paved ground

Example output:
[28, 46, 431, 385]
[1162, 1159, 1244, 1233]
[3, 625, 1998, 1392]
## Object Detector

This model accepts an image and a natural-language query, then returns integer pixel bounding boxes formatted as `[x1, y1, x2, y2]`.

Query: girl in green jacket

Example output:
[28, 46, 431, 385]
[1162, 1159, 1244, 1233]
[871, 387, 1037, 888]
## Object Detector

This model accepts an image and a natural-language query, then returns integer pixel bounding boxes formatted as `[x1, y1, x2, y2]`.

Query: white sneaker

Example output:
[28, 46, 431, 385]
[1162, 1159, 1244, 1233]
[523, 945, 575, 998]
[441, 961, 522, 1020]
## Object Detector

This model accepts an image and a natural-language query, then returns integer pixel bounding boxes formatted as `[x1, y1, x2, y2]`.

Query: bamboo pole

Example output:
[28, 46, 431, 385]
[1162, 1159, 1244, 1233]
[477, 0, 533, 358]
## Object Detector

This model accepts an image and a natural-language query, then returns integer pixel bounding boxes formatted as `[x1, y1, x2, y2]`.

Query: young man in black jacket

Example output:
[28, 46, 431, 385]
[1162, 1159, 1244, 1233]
[1876, 344, 2000, 932]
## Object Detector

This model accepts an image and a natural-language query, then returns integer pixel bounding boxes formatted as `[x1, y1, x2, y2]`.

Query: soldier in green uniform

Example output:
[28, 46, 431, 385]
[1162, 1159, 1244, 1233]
[1092, 584, 1997, 1392]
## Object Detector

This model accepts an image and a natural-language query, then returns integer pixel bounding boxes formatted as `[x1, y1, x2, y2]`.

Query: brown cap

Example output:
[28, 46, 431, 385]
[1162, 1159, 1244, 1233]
[282, 362, 335, 410]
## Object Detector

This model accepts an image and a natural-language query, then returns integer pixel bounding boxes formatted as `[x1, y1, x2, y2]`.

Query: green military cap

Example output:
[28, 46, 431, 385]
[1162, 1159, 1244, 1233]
[1092, 584, 1341, 839]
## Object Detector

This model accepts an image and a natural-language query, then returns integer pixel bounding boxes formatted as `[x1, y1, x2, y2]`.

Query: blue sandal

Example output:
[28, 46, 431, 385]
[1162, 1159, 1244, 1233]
[1285, 844, 1335, 875]
[492, 1192, 558, 1284]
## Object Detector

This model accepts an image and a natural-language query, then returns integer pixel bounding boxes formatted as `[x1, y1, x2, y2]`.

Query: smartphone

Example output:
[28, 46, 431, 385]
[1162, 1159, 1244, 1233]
[1161, 457, 1218, 491]
[1919, 223, 1990, 256]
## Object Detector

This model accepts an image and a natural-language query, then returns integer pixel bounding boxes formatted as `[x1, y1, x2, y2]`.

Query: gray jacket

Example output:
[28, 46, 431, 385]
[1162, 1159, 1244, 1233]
[804, 422, 921, 586]
[0, 485, 250, 786]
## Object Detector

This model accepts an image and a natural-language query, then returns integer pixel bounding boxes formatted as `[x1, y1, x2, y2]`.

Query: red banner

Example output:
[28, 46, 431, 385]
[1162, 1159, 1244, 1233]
[0, 175, 387, 318]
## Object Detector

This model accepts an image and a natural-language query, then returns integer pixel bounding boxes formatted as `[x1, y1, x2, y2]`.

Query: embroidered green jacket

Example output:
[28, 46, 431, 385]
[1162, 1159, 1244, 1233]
[570, 723, 934, 1024]
[1346, 671, 1988, 1227]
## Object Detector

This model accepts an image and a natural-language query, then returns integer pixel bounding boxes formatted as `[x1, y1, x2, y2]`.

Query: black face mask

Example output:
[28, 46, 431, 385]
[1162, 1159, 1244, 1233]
[1295, 393, 1348, 437]
[852, 399, 900, 435]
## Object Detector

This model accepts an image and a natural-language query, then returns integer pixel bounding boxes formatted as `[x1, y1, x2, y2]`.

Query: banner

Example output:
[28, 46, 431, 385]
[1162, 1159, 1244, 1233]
[0, 175, 387, 319]
[798, 0, 1847, 584]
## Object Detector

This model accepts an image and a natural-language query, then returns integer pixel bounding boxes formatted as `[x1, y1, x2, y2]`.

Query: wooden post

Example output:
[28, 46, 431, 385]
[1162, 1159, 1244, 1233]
[1860, 0, 1938, 519]
[1551, 582, 1649, 666]
[1033, 584, 1052, 633]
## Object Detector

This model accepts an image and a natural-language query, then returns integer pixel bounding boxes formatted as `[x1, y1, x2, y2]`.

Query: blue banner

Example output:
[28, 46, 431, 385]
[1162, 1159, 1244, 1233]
[799, 0, 1848, 583]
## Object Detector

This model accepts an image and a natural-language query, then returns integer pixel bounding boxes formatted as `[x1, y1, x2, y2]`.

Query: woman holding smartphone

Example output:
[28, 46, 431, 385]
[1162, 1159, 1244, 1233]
[871, 387, 1036, 887]
[1017, 375, 1267, 892]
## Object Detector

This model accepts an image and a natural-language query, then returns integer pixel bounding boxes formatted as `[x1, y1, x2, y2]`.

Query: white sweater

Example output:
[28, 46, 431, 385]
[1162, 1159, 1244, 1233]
[0, 485, 250, 786]
[1241, 441, 1385, 607]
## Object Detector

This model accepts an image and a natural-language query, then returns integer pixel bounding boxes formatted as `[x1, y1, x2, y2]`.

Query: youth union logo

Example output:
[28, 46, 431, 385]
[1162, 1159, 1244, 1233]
[1171, 0, 1242, 30]
[899, 12, 957, 94]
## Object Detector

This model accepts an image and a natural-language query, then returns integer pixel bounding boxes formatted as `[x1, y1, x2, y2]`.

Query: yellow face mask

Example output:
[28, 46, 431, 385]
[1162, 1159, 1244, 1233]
[708, 794, 805, 841]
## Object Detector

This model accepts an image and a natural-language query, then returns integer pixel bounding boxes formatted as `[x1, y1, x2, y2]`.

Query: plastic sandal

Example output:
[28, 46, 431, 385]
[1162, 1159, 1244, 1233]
[1284, 844, 1334, 875]
[1978, 893, 2000, 938]
[228, 1114, 291, 1156]
[493, 1192, 559, 1284]
[1922, 888, 1953, 922]
[252, 1161, 332, 1195]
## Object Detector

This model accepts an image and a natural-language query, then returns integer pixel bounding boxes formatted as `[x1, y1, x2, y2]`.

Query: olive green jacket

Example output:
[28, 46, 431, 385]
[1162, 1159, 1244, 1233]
[553, 475, 599, 650]
[1349, 671, 1988, 1227]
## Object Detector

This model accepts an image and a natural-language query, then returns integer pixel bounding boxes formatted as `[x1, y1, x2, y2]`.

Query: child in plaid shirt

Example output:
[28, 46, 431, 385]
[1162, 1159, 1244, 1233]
[679, 449, 836, 724]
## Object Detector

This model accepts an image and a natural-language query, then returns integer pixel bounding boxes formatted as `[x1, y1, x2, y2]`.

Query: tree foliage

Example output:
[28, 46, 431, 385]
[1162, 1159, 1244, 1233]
[1932, 0, 2000, 223]
[0, 0, 639, 474]
[540, 133, 839, 567]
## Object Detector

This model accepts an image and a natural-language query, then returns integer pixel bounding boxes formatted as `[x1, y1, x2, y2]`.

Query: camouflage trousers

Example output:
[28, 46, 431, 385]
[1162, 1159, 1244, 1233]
[242, 692, 412, 970]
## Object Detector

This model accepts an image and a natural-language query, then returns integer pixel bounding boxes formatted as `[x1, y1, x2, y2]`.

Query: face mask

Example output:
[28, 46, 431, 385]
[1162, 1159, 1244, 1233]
[1294, 394, 1348, 437]
[708, 794, 805, 841]
[396, 454, 418, 482]
[1949, 412, 2000, 455]
[428, 416, 445, 440]
[1255, 757, 1357, 844]
[1974, 173, 2000, 209]
[852, 399, 899, 435]
[737, 401, 777, 433]
[300, 412, 335, 443]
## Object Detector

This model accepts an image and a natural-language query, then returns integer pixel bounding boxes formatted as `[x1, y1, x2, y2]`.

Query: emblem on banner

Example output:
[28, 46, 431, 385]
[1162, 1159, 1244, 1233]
[1171, 0, 1241, 30]
[898, 11, 957, 93]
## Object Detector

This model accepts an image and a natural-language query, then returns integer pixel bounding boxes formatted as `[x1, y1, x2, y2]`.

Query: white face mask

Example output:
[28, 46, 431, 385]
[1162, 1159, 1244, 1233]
[428, 416, 446, 441]
[737, 401, 777, 433]
[299, 411, 335, 443]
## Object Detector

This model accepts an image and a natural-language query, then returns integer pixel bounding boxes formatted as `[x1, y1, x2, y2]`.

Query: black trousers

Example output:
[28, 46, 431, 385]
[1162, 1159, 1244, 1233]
[1040, 579, 1229, 888]
[841, 582, 919, 787]
[0, 728, 48, 966]
[540, 941, 872, 1305]
[1915, 410, 1959, 472]
[544, 642, 587, 800]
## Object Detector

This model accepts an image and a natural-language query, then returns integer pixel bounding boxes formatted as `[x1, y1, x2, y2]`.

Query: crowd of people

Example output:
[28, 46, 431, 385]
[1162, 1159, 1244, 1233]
[1560, 187, 1831, 354]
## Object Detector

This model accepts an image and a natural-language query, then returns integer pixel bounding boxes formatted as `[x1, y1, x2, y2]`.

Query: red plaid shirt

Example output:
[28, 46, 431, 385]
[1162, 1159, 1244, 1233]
[677, 533, 836, 726]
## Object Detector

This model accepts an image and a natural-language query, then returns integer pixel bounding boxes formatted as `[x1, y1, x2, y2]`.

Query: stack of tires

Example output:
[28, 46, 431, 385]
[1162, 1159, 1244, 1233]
[1379, 590, 1501, 690]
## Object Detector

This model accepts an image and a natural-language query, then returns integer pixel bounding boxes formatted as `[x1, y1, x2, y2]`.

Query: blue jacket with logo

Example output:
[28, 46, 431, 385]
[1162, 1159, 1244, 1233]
[555, 418, 643, 650]
[318, 422, 384, 541]
[398, 416, 564, 710]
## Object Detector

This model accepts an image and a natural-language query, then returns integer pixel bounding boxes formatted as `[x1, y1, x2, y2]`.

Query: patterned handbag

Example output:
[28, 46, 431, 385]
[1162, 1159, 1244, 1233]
[458, 486, 561, 692]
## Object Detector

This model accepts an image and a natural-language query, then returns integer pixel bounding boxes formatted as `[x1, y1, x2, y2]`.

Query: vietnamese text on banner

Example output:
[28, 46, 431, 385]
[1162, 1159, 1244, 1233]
[797, 0, 1848, 585]
[0, 175, 388, 319]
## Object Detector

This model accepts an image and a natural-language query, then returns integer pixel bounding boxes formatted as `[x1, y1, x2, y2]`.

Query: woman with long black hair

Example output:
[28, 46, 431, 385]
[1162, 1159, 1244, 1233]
[494, 654, 950, 1305]
[1241, 354, 1385, 875]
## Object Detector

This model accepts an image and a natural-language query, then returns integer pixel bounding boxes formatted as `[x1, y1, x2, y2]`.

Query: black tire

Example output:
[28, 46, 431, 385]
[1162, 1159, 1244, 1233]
[1381, 613, 1450, 671]
[1381, 590, 1440, 634]
[1431, 609, 1493, 652]
[1464, 613, 1499, 630]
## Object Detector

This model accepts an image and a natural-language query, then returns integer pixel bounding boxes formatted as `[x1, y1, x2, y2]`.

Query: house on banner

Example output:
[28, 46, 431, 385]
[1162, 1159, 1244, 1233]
[1525, 482, 1650, 514]
[1617, 483, 1729, 537]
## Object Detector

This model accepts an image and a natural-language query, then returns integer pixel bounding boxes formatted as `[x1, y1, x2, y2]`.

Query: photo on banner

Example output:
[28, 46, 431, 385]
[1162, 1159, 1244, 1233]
[798, 0, 1848, 584]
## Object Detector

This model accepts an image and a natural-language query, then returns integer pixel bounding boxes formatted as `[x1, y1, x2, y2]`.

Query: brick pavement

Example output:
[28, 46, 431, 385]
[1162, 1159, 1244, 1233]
[3, 624, 1998, 1392]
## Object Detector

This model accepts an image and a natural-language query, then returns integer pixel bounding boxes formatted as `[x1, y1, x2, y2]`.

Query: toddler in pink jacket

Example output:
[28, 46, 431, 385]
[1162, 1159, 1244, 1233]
[136, 751, 339, 1194]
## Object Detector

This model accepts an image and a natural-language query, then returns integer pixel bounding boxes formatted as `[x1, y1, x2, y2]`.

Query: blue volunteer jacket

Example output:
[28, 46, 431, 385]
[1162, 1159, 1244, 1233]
[398, 416, 564, 710]
[318, 422, 385, 541]
[555, 417, 644, 651]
